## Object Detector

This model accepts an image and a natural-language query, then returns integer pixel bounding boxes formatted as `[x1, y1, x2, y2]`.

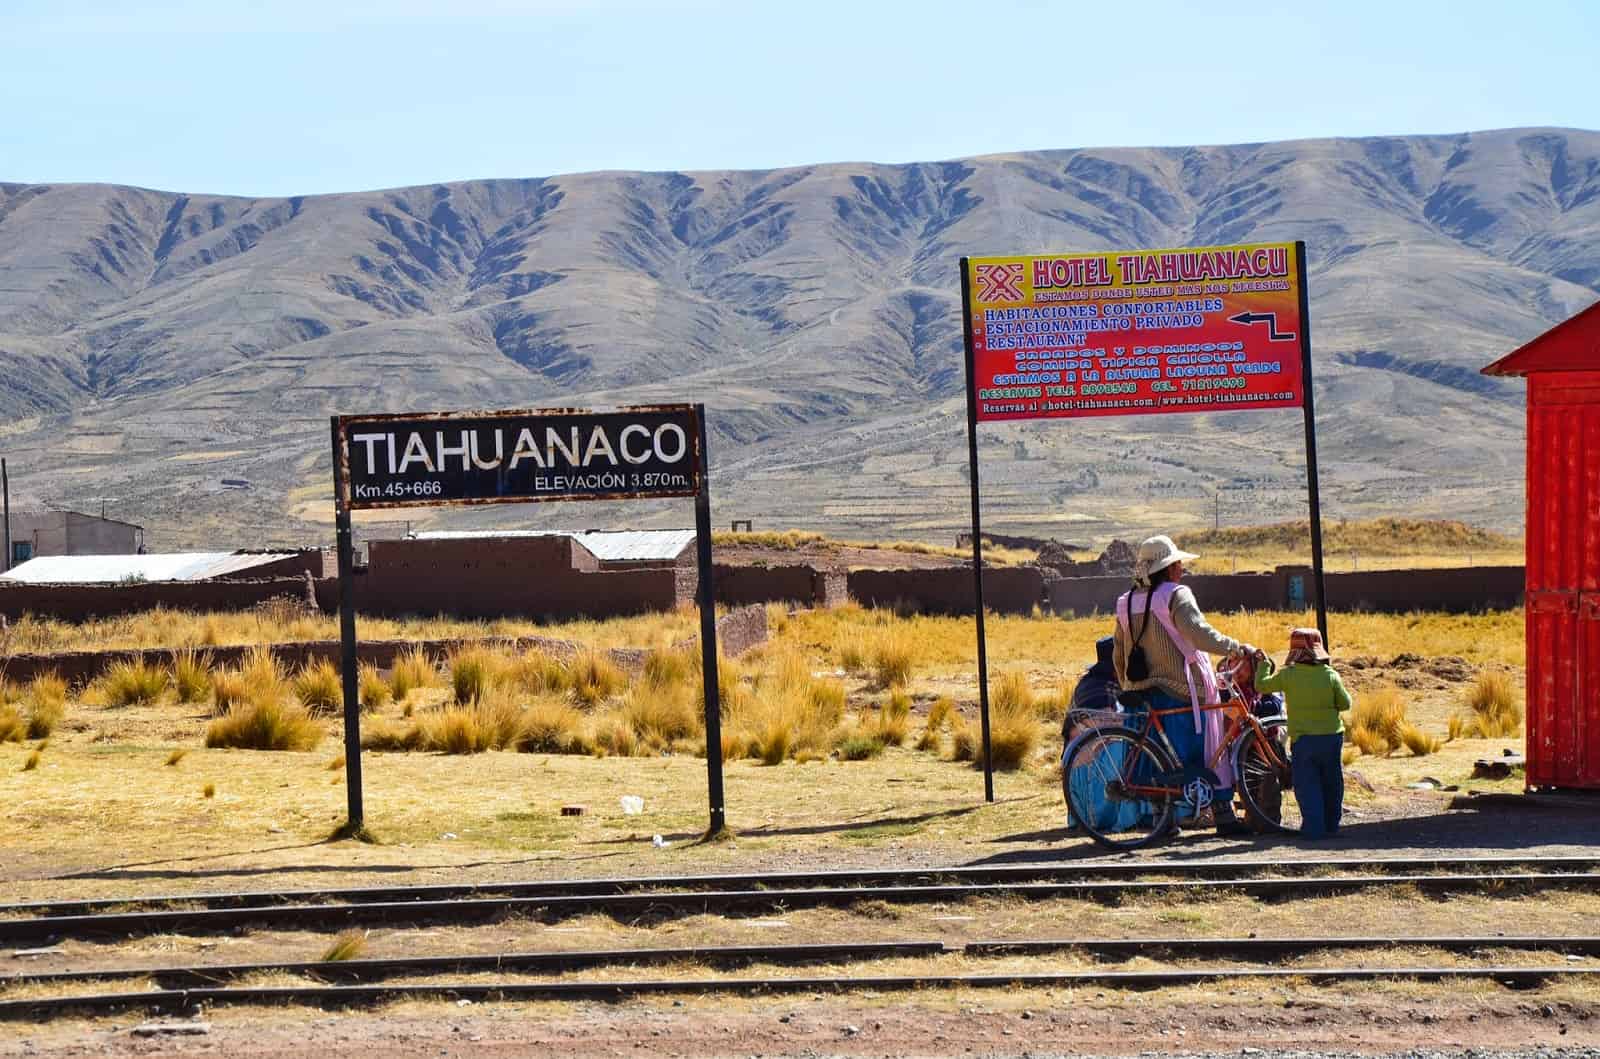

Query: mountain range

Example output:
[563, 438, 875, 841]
[3, 127, 1597, 550]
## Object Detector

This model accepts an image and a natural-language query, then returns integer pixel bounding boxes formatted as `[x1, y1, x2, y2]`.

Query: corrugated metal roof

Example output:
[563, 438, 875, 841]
[1, 552, 295, 584]
[1483, 299, 1600, 377]
[410, 529, 695, 562]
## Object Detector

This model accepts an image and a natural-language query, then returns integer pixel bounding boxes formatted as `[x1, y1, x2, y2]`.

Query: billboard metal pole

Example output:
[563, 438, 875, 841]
[330, 417, 365, 832]
[1293, 241, 1330, 645]
[958, 258, 996, 803]
[692, 405, 727, 835]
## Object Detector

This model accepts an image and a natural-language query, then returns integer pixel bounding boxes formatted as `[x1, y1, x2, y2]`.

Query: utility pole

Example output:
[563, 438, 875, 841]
[1214, 489, 1220, 531]
[2, 458, 10, 573]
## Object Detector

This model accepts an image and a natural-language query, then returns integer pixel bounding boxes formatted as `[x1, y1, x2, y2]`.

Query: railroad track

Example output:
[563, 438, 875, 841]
[4, 934, 1599, 1017]
[18, 854, 1600, 918]
[6, 856, 1598, 946]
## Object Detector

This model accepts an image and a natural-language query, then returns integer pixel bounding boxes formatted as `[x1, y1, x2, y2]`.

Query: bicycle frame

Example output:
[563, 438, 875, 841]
[1111, 697, 1288, 800]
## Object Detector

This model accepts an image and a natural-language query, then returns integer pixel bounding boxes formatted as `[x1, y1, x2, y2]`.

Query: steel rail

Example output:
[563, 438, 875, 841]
[7, 936, 1600, 991]
[3, 966, 1595, 1018]
[5, 873, 1599, 946]
[10, 855, 1598, 920]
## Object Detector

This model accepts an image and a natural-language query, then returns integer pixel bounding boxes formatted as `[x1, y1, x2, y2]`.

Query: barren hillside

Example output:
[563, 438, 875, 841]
[2, 127, 1596, 548]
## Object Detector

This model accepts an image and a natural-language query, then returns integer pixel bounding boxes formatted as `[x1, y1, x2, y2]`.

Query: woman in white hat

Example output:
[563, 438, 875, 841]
[1113, 534, 1258, 836]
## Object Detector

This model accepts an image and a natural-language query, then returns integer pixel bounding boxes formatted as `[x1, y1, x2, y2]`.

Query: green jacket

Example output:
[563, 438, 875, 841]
[1254, 658, 1352, 740]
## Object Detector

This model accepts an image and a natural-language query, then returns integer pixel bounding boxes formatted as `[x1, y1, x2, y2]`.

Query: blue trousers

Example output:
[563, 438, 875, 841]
[1291, 733, 1344, 838]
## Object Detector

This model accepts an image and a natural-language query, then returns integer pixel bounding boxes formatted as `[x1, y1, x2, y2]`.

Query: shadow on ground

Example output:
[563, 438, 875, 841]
[964, 800, 1600, 865]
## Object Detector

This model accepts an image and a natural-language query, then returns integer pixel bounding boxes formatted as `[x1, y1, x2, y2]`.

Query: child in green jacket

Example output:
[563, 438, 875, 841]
[1253, 628, 1351, 839]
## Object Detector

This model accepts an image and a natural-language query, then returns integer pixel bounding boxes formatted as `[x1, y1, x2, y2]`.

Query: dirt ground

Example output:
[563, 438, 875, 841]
[4, 979, 1600, 1057]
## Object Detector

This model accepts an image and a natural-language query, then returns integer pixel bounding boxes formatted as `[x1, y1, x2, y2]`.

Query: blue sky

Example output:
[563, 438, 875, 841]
[4, 0, 1597, 197]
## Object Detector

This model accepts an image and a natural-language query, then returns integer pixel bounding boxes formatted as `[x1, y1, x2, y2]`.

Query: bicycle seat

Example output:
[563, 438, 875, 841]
[1116, 689, 1151, 711]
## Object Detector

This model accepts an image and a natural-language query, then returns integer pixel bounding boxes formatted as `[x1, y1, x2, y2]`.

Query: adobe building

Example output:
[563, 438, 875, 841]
[359, 530, 698, 620]
[4, 507, 144, 569]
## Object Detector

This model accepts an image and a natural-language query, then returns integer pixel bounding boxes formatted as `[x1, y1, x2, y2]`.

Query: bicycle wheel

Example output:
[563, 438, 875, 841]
[1234, 721, 1300, 833]
[1064, 726, 1178, 850]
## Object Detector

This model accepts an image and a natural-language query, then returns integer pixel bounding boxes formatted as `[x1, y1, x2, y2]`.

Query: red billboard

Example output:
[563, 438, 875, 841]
[964, 242, 1307, 421]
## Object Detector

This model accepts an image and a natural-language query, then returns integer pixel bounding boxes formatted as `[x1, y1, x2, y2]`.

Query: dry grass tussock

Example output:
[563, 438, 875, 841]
[722, 649, 847, 764]
[19, 673, 67, 739]
[513, 699, 593, 755]
[916, 696, 954, 752]
[418, 698, 524, 755]
[1456, 670, 1524, 739]
[205, 698, 323, 752]
[211, 648, 290, 714]
[0, 703, 25, 743]
[388, 647, 437, 701]
[1348, 685, 1440, 757]
[869, 627, 916, 689]
[320, 930, 368, 962]
[294, 659, 344, 715]
[171, 649, 212, 704]
[620, 683, 699, 751]
[449, 645, 506, 705]
[95, 659, 170, 707]
[940, 680, 1038, 771]
[365, 687, 594, 756]
[988, 675, 1041, 770]
[358, 663, 391, 710]
[201, 648, 318, 751]
[949, 715, 980, 763]
[444, 643, 624, 708]
[569, 649, 627, 707]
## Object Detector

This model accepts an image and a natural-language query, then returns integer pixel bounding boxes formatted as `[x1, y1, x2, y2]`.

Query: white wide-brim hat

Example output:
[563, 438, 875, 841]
[1133, 535, 1200, 586]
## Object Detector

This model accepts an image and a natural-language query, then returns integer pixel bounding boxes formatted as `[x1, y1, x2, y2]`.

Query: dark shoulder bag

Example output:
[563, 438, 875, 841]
[1124, 585, 1156, 682]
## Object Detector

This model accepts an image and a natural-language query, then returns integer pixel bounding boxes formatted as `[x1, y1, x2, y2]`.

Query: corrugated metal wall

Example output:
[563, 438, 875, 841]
[1525, 372, 1600, 789]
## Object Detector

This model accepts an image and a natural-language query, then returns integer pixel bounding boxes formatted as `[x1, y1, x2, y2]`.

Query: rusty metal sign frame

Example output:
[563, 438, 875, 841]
[332, 403, 703, 511]
[328, 403, 725, 836]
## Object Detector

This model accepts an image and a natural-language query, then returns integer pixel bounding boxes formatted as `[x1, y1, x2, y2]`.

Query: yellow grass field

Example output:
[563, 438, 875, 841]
[0, 601, 1530, 905]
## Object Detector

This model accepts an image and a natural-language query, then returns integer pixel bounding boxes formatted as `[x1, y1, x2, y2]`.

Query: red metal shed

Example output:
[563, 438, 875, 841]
[1483, 300, 1600, 791]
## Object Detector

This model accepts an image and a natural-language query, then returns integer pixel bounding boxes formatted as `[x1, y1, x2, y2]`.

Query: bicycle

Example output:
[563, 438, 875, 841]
[1063, 655, 1296, 849]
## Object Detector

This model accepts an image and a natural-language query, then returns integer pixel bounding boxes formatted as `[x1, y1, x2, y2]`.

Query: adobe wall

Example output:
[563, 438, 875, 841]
[1046, 572, 1280, 617]
[711, 564, 844, 608]
[0, 576, 332, 623]
[1045, 566, 1526, 618]
[358, 536, 686, 619]
[846, 567, 1045, 615]
[701, 603, 769, 658]
[1300, 564, 1524, 614]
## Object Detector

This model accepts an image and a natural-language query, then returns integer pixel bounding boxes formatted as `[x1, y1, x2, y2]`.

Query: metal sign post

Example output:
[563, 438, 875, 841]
[959, 263, 996, 803]
[692, 408, 726, 833]
[329, 420, 365, 831]
[328, 404, 723, 836]
[1293, 241, 1330, 644]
